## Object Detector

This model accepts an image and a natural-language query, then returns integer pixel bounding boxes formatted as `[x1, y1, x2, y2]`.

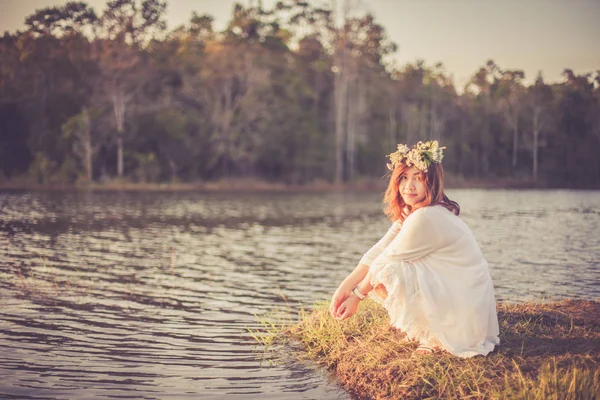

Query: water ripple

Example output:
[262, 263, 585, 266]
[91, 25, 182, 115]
[1, 189, 599, 399]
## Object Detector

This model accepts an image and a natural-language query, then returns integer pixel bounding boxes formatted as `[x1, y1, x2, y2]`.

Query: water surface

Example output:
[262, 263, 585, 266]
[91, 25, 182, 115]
[1, 189, 599, 399]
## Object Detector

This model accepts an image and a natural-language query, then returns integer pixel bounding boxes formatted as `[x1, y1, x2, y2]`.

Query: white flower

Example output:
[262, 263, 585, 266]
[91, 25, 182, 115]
[386, 141, 445, 171]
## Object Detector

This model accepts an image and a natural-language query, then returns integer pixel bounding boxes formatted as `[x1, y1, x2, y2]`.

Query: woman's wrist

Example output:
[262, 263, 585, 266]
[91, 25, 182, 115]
[352, 286, 368, 300]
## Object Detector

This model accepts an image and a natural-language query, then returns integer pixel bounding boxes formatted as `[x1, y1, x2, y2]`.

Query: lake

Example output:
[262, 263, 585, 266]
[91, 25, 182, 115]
[1, 189, 599, 399]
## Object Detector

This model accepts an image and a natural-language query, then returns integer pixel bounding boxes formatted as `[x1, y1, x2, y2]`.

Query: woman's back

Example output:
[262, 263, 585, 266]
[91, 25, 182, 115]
[406, 205, 487, 269]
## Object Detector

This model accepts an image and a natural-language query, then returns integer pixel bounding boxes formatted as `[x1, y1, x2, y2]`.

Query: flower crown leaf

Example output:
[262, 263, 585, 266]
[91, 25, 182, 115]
[386, 140, 445, 172]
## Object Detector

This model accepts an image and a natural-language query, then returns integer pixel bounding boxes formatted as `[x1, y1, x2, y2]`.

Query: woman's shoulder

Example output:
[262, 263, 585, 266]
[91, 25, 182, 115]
[411, 204, 447, 216]
[407, 205, 453, 223]
[404, 206, 435, 224]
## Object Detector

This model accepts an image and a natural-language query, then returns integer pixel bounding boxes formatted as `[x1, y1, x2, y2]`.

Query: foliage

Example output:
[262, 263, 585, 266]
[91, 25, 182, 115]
[0, 1, 599, 187]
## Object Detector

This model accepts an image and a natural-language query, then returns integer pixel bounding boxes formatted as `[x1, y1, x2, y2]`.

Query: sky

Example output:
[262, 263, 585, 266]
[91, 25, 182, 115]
[1, 0, 598, 89]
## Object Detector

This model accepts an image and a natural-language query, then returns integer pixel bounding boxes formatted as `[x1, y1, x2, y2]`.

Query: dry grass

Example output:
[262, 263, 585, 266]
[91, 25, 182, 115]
[258, 299, 600, 399]
[13, 257, 90, 297]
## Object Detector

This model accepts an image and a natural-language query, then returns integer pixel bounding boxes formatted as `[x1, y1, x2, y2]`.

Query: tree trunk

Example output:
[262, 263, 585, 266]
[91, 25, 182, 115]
[430, 106, 444, 141]
[357, 77, 367, 174]
[346, 83, 354, 181]
[334, 56, 348, 184]
[404, 103, 418, 146]
[389, 103, 396, 148]
[333, 47, 349, 184]
[82, 107, 92, 181]
[117, 135, 123, 177]
[168, 156, 177, 182]
[419, 104, 427, 140]
[220, 82, 233, 177]
[512, 112, 519, 169]
[346, 76, 365, 181]
[481, 96, 491, 177]
[112, 86, 126, 178]
[532, 106, 540, 181]
[333, 0, 349, 184]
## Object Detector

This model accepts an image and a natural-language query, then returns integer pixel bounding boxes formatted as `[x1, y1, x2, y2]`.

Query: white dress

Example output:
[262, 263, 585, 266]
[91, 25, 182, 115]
[360, 205, 500, 358]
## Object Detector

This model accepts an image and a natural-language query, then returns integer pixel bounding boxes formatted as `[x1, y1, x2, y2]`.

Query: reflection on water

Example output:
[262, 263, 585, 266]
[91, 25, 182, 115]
[1, 189, 599, 399]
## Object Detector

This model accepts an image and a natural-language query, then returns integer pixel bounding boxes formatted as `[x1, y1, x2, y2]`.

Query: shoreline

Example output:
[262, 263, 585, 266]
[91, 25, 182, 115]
[0, 176, 593, 192]
[262, 299, 600, 399]
[0, 179, 383, 193]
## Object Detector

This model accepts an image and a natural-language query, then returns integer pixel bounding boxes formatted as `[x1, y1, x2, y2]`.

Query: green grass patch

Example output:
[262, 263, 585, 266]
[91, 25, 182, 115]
[257, 299, 600, 399]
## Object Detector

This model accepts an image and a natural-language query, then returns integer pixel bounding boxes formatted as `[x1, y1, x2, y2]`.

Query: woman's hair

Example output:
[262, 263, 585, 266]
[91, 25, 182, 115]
[383, 162, 460, 223]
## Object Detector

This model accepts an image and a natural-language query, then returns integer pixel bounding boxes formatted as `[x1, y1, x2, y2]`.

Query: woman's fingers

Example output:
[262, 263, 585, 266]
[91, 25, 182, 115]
[339, 307, 351, 320]
[331, 291, 349, 317]
[331, 295, 340, 312]
[330, 295, 340, 316]
[338, 300, 359, 320]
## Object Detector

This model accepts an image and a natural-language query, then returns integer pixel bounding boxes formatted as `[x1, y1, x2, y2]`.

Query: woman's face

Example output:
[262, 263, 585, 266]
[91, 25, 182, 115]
[398, 167, 427, 206]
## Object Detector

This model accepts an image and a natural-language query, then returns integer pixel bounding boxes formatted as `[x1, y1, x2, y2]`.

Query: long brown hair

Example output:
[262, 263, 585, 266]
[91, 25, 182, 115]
[383, 162, 460, 223]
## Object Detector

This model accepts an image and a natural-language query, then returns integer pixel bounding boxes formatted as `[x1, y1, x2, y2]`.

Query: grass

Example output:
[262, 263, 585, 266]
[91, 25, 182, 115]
[256, 299, 600, 399]
[13, 258, 91, 297]
[15, 257, 72, 296]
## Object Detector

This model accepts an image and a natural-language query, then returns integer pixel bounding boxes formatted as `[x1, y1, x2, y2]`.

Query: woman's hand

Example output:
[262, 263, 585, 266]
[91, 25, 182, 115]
[335, 295, 360, 320]
[330, 283, 352, 317]
[329, 264, 370, 318]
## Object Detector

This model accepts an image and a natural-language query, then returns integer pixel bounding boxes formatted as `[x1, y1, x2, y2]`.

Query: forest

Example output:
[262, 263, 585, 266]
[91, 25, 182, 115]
[0, 0, 599, 188]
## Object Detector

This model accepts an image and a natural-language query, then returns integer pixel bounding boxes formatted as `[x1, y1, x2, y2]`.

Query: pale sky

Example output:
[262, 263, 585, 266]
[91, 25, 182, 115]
[1, 0, 598, 89]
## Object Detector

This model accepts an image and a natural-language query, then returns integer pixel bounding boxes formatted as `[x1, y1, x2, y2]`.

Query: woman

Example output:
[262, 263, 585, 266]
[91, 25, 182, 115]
[330, 141, 499, 357]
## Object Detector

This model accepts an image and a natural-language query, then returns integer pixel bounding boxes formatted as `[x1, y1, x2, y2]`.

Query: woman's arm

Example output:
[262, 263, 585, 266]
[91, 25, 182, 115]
[329, 263, 369, 317]
[330, 221, 401, 317]
[358, 221, 402, 266]
[336, 210, 444, 320]
[334, 270, 374, 320]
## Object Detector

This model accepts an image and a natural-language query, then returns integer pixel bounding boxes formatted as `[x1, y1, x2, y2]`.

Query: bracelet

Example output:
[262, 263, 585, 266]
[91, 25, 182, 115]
[352, 286, 367, 300]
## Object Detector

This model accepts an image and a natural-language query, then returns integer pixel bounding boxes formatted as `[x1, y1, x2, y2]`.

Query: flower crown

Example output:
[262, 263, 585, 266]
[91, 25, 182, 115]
[386, 140, 445, 172]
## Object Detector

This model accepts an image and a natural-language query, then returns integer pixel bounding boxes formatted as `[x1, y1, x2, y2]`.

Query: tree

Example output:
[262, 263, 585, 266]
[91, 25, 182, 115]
[554, 70, 599, 187]
[464, 60, 500, 177]
[526, 72, 553, 181]
[28, 3, 101, 182]
[97, 0, 167, 178]
[62, 108, 94, 181]
[2, 0, 600, 188]
[495, 69, 525, 171]
[25, 2, 98, 36]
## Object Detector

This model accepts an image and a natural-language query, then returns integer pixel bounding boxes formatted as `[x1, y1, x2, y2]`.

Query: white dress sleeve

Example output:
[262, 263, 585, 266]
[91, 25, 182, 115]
[371, 209, 444, 268]
[358, 220, 402, 266]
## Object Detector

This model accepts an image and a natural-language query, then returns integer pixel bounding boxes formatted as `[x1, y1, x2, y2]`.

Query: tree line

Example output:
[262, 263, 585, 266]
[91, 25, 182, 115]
[1, 0, 599, 188]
